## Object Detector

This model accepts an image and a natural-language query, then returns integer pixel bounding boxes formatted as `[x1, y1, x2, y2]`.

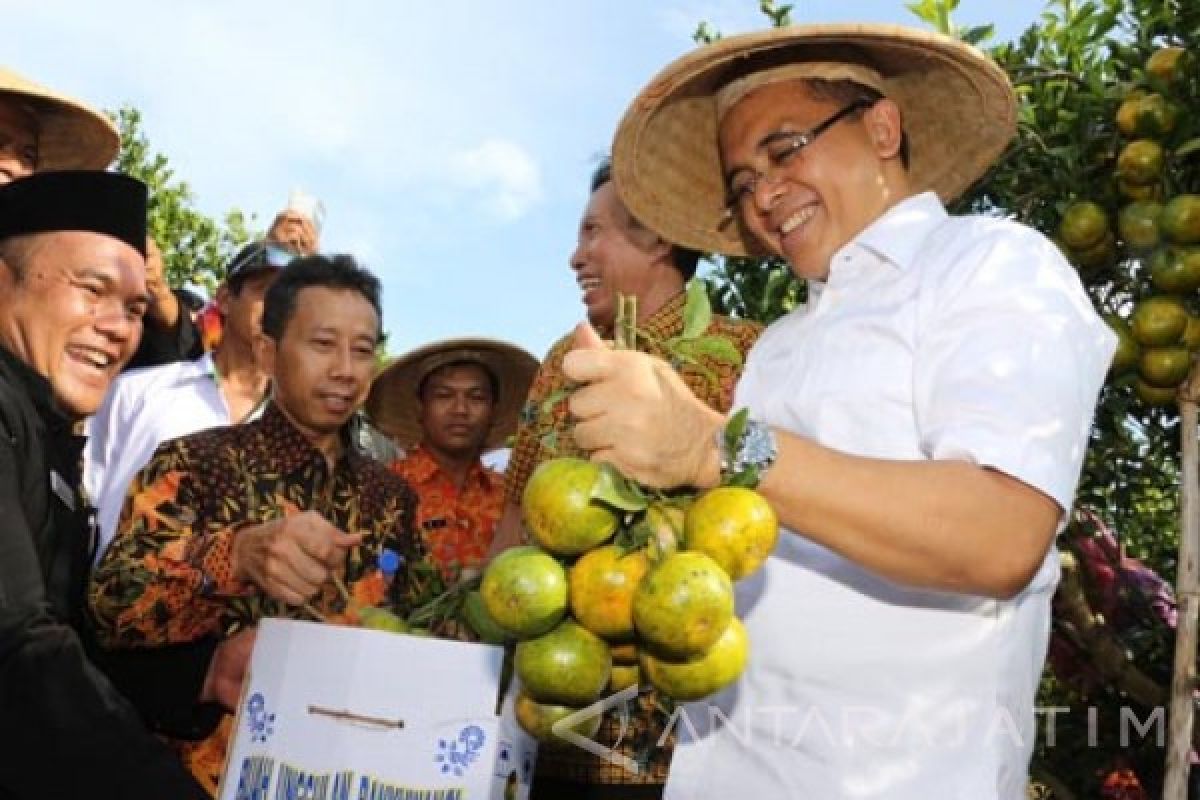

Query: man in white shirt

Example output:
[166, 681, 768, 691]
[561, 24, 1116, 799]
[85, 241, 293, 560]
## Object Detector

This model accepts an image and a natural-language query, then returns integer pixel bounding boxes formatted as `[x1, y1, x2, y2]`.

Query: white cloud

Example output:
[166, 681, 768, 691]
[447, 139, 544, 222]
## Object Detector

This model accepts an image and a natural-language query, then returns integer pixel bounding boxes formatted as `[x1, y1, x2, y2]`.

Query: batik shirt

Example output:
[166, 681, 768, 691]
[389, 443, 503, 579]
[89, 402, 420, 795]
[508, 291, 762, 786]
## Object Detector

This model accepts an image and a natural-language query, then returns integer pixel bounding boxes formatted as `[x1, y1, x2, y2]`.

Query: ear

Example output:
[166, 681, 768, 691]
[254, 332, 276, 377]
[215, 284, 233, 316]
[865, 98, 905, 160]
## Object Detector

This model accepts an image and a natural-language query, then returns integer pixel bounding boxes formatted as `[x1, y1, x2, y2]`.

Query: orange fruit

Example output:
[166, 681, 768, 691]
[359, 607, 409, 634]
[1059, 201, 1109, 250]
[1116, 93, 1178, 139]
[480, 546, 568, 638]
[1117, 140, 1165, 186]
[1069, 231, 1116, 273]
[568, 545, 650, 640]
[1130, 296, 1189, 346]
[522, 458, 618, 556]
[1146, 46, 1187, 84]
[1105, 315, 1139, 376]
[633, 551, 734, 659]
[462, 589, 511, 645]
[644, 502, 684, 562]
[514, 689, 601, 749]
[608, 664, 640, 693]
[1138, 346, 1192, 388]
[1160, 195, 1200, 245]
[515, 619, 611, 706]
[683, 487, 779, 580]
[639, 617, 749, 702]
[1135, 378, 1178, 408]
[1115, 90, 1148, 138]
[1148, 247, 1200, 294]
[1118, 201, 1162, 251]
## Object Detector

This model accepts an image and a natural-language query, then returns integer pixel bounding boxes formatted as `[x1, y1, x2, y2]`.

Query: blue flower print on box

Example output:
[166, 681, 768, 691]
[435, 724, 487, 777]
[245, 692, 276, 743]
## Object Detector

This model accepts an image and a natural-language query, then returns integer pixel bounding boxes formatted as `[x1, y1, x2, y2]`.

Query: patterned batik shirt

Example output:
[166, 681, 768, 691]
[89, 402, 421, 795]
[507, 291, 762, 787]
[389, 443, 503, 579]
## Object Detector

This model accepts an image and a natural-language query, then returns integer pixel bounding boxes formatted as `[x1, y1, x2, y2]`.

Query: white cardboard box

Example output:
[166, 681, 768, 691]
[217, 618, 536, 800]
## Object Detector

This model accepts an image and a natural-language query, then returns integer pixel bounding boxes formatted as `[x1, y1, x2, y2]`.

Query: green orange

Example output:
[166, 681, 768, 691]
[1058, 201, 1109, 250]
[1105, 315, 1139, 376]
[1117, 140, 1165, 186]
[1130, 296, 1189, 346]
[1138, 346, 1192, 388]
[633, 551, 734, 659]
[480, 546, 568, 638]
[568, 544, 650, 640]
[1118, 201, 1162, 251]
[514, 690, 601, 748]
[683, 487, 779, 580]
[522, 458, 619, 556]
[639, 617, 749, 702]
[1161, 195, 1200, 245]
[515, 619, 611, 706]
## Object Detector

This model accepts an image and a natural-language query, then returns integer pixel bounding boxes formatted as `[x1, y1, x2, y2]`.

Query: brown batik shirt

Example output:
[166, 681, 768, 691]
[89, 402, 421, 795]
[507, 291, 762, 787]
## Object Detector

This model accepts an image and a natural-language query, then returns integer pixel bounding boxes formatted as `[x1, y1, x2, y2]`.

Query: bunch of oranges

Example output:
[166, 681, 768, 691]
[1057, 46, 1199, 406]
[476, 457, 778, 746]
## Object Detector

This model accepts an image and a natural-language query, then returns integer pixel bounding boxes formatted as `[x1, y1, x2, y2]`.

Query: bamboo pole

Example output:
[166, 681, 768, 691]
[1164, 386, 1200, 799]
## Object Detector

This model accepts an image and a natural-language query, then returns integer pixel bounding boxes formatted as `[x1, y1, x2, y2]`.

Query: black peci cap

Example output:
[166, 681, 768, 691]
[0, 170, 147, 256]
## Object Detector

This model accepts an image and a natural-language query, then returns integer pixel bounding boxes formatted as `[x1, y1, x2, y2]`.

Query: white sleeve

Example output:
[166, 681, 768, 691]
[913, 223, 1116, 511]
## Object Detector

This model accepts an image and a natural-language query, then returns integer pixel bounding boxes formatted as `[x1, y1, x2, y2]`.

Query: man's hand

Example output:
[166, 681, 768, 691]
[267, 211, 319, 256]
[563, 322, 725, 489]
[142, 237, 181, 328]
[230, 511, 363, 605]
[200, 627, 256, 711]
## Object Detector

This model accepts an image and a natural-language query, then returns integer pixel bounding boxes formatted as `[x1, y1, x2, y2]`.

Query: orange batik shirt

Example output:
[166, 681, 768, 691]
[390, 443, 504, 578]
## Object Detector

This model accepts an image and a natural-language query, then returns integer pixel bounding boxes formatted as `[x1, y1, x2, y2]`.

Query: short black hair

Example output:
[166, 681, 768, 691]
[417, 359, 499, 402]
[591, 159, 702, 280]
[261, 254, 382, 341]
[803, 79, 911, 169]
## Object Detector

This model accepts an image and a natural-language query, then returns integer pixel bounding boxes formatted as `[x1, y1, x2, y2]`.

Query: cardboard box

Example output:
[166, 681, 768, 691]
[217, 618, 536, 800]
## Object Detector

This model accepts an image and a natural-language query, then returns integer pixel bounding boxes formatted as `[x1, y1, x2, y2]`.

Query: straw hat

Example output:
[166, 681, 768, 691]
[611, 23, 1017, 257]
[0, 67, 118, 171]
[365, 338, 540, 451]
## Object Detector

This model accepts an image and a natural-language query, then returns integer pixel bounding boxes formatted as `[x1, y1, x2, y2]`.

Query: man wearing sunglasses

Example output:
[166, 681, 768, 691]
[85, 240, 294, 562]
[559, 25, 1116, 800]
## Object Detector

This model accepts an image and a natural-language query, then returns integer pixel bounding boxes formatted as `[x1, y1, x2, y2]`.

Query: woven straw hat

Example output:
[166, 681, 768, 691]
[611, 23, 1016, 257]
[0, 67, 118, 171]
[365, 338, 540, 451]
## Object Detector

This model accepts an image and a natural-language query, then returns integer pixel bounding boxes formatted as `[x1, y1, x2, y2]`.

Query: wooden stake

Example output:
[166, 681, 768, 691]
[1165, 389, 1200, 799]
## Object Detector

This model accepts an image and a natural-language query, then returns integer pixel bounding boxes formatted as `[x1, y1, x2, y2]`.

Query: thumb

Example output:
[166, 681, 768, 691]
[572, 321, 605, 351]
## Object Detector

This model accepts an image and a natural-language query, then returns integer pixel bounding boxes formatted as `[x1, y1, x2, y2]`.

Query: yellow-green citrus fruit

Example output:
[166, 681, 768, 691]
[1130, 296, 1189, 346]
[1118, 140, 1165, 186]
[1146, 46, 1187, 84]
[633, 551, 734, 659]
[514, 689, 601, 749]
[1059, 201, 1109, 250]
[515, 619, 611, 706]
[609, 664, 640, 693]
[568, 544, 650, 640]
[1069, 231, 1116, 273]
[463, 589, 511, 645]
[1135, 378, 1178, 408]
[1139, 346, 1192, 388]
[359, 606, 409, 634]
[1105, 315, 1139, 376]
[1116, 92, 1178, 139]
[480, 546, 567, 638]
[1148, 247, 1200, 294]
[1161, 195, 1200, 245]
[1118, 178, 1162, 202]
[639, 617, 749, 702]
[1118, 201, 1162, 251]
[683, 487, 779, 581]
[522, 458, 619, 556]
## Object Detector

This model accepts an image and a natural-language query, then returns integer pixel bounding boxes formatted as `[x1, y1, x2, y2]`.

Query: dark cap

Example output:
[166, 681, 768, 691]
[0, 170, 147, 256]
[224, 240, 296, 284]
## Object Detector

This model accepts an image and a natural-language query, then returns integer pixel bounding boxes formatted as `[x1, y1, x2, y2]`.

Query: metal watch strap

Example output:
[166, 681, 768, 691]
[717, 414, 778, 487]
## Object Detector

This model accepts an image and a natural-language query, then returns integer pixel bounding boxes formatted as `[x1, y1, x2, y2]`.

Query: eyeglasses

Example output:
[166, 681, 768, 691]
[227, 242, 299, 277]
[723, 99, 873, 214]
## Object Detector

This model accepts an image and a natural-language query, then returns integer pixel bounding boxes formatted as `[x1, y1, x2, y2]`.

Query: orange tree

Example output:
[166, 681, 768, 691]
[701, 0, 1198, 795]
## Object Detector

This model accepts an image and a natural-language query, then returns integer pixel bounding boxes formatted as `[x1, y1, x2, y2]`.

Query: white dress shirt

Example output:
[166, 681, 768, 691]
[84, 352, 251, 562]
[664, 193, 1115, 800]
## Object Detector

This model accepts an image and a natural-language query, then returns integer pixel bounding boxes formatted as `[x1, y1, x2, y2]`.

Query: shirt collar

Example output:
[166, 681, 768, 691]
[406, 443, 494, 490]
[844, 191, 948, 272]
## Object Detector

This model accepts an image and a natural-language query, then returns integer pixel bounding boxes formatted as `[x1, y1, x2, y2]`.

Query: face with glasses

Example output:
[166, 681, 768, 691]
[718, 79, 908, 280]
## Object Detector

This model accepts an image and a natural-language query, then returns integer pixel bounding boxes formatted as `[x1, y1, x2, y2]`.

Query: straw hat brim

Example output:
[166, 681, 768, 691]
[611, 23, 1016, 258]
[0, 67, 118, 171]
[365, 338, 541, 451]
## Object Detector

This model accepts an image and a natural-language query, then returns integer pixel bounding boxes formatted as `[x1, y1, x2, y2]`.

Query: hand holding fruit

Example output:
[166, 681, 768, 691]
[231, 511, 363, 606]
[564, 322, 724, 489]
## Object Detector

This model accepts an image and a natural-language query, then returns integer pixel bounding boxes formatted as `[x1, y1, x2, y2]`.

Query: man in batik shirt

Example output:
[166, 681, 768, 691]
[366, 338, 537, 579]
[491, 160, 761, 799]
[90, 255, 421, 795]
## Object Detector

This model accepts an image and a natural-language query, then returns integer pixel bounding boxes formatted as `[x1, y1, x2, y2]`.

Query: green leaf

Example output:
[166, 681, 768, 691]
[540, 387, 571, 414]
[590, 463, 649, 512]
[681, 279, 713, 340]
[674, 334, 743, 367]
[723, 408, 750, 463]
[1175, 138, 1200, 159]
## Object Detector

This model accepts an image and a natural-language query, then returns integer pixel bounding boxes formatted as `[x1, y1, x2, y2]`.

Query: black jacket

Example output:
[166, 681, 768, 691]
[0, 346, 210, 799]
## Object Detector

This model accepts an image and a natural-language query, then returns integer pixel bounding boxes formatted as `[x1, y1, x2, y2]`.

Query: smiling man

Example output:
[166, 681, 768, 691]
[366, 338, 537, 578]
[560, 24, 1118, 799]
[90, 255, 423, 795]
[0, 171, 209, 798]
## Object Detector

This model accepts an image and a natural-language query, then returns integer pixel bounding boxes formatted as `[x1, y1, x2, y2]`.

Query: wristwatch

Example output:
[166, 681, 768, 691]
[717, 412, 778, 488]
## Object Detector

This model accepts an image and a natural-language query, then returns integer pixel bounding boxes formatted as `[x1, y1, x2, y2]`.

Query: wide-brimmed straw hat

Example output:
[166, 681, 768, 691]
[611, 23, 1017, 257]
[365, 338, 540, 451]
[0, 67, 118, 171]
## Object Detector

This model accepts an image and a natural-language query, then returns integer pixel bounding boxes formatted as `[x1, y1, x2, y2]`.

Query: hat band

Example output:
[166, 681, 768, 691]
[714, 62, 887, 121]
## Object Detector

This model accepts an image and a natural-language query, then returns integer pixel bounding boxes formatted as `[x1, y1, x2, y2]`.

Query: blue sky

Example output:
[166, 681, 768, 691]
[12, 0, 1049, 360]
